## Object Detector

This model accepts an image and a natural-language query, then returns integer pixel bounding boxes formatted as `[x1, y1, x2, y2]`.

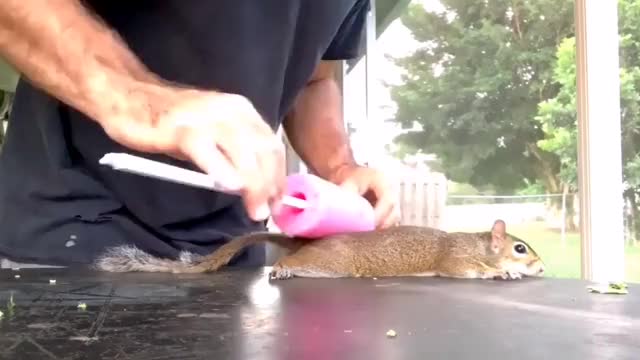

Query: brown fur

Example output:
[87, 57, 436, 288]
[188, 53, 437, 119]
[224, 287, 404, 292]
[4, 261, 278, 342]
[94, 219, 545, 280]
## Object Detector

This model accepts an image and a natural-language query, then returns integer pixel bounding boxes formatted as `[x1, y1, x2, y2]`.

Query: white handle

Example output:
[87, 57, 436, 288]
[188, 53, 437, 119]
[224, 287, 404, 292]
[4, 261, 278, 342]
[98, 153, 308, 209]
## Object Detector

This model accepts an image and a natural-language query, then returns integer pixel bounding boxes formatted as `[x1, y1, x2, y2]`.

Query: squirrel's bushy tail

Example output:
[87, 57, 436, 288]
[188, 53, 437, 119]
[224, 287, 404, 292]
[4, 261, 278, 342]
[93, 245, 201, 273]
[93, 232, 303, 273]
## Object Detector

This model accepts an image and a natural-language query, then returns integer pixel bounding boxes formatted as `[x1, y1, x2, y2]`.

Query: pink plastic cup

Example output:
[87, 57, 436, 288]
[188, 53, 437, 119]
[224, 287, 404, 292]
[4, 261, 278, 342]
[272, 173, 376, 238]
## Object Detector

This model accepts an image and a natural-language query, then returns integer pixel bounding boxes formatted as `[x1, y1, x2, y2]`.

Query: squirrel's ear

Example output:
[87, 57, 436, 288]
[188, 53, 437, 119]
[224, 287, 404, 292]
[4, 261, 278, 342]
[490, 220, 506, 253]
[491, 219, 506, 235]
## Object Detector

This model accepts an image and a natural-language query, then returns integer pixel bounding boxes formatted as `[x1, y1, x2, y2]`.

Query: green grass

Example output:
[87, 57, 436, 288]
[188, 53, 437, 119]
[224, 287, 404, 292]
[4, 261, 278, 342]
[447, 221, 640, 283]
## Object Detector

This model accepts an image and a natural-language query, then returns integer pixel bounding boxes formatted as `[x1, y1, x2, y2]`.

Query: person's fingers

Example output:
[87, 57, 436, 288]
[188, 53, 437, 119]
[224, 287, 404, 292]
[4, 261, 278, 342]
[180, 124, 271, 221]
[201, 149, 245, 193]
[379, 202, 401, 229]
[339, 178, 363, 195]
[372, 190, 397, 228]
[350, 170, 398, 229]
[247, 116, 287, 201]
[234, 120, 287, 221]
[254, 137, 287, 214]
[175, 127, 244, 192]
[206, 96, 285, 221]
[217, 136, 270, 221]
[339, 174, 392, 228]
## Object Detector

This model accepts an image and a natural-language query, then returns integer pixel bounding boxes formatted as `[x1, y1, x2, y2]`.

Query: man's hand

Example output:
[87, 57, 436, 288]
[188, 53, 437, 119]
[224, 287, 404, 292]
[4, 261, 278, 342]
[330, 165, 400, 229]
[98, 85, 286, 222]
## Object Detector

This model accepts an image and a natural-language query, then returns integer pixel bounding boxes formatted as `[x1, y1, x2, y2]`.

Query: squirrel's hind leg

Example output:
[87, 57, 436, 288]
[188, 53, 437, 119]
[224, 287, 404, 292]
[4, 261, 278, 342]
[269, 254, 350, 280]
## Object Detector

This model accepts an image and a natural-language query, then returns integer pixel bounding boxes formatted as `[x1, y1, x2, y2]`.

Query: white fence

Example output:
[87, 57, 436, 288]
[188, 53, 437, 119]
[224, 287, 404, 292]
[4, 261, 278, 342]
[397, 172, 448, 228]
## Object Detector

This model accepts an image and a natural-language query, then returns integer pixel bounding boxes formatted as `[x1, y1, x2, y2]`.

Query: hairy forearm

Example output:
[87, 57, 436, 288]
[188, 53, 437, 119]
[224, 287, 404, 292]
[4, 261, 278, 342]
[0, 0, 157, 124]
[283, 75, 357, 182]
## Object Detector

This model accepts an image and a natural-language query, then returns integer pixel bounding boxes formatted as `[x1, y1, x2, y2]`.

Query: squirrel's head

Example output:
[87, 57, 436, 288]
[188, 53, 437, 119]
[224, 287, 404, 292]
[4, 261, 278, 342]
[487, 219, 545, 277]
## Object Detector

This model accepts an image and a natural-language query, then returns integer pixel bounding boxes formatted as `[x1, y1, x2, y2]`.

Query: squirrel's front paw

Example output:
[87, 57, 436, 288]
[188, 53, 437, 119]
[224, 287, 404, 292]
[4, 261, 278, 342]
[269, 266, 294, 280]
[494, 270, 522, 280]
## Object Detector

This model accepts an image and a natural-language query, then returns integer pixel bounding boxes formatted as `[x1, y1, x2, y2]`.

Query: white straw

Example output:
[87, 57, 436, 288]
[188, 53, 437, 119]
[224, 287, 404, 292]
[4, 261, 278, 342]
[98, 153, 308, 209]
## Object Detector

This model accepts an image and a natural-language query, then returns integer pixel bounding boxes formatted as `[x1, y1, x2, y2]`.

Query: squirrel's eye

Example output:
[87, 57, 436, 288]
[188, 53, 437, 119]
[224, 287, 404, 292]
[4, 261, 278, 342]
[514, 243, 527, 254]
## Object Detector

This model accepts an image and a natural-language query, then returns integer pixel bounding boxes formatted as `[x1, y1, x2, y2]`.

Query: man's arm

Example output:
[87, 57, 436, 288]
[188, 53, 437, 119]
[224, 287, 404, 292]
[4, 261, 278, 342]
[0, 0, 156, 125]
[282, 60, 357, 182]
[0, 1, 287, 220]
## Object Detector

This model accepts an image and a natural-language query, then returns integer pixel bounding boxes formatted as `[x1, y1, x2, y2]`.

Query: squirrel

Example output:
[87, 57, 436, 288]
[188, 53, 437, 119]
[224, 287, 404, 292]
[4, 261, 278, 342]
[94, 219, 545, 281]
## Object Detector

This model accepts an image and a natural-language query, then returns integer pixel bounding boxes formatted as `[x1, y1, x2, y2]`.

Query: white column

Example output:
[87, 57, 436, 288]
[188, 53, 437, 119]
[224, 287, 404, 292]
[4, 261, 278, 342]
[344, 0, 379, 166]
[365, 0, 377, 124]
[575, 0, 625, 282]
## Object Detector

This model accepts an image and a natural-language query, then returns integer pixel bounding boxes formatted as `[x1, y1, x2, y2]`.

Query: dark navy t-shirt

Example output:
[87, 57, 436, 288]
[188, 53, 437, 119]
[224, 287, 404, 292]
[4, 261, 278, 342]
[0, 1, 369, 266]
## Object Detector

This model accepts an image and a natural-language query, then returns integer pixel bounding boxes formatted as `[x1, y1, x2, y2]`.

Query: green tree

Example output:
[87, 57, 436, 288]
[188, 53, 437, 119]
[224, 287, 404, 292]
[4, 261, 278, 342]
[390, 0, 575, 193]
[536, 0, 640, 241]
[534, 37, 578, 229]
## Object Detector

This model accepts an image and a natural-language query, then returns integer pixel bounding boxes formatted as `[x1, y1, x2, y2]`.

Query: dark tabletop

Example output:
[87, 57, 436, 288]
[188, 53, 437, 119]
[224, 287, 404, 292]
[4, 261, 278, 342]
[0, 267, 638, 360]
